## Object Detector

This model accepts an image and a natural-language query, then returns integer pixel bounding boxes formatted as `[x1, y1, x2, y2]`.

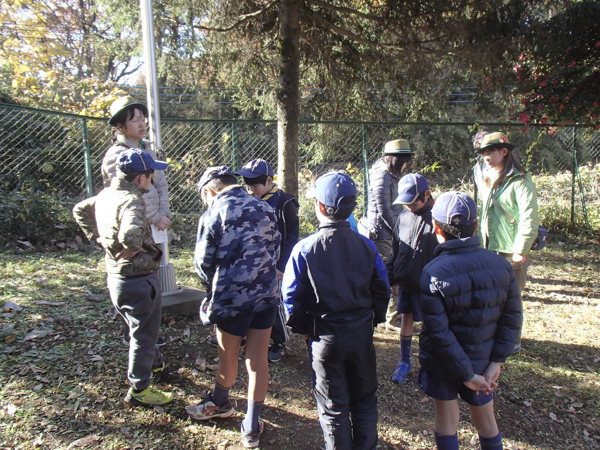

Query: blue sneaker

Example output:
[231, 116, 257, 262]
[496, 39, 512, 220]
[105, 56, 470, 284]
[391, 361, 411, 383]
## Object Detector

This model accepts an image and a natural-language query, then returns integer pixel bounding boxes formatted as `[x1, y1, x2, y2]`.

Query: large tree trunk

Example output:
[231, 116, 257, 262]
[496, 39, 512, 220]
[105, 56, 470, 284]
[277, 0, 300, 198]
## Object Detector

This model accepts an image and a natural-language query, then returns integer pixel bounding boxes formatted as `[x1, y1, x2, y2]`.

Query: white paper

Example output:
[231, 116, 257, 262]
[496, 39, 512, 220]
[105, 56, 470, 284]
[151, 224, 168, 244]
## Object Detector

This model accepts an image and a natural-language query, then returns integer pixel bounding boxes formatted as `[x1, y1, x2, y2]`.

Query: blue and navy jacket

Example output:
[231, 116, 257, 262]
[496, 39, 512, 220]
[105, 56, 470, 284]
[419, 236, 522, 382]
[263, 188, 300, 272]
[195, 185, 281, 323]
[282, 221, 390, 337]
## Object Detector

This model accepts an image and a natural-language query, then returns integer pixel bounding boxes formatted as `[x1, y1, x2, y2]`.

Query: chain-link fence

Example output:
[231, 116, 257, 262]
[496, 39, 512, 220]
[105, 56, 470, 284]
[1, 102, 598, 239]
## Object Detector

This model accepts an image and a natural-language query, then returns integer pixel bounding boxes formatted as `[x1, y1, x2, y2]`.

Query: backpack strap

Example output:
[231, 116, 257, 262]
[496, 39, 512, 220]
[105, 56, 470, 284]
[491, 197, 516, 224]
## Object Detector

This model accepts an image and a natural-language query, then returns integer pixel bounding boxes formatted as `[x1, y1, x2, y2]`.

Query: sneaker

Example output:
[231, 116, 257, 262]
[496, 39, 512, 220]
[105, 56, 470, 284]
[186, 394, 235, 421]
[391, 361, 411, 383]
[241, 418, 264, 448]
[157, 337, 166, 347]
[151, 362, 166, 382]
[124, 386, 174, 407]
[240, 337, 246, 349]
[267, 343, 285, 362]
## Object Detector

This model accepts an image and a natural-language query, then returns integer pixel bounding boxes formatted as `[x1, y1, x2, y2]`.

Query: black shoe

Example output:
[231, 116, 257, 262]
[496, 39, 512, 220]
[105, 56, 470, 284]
[268, 343, 285, 362]
[157, 337, 166, 347]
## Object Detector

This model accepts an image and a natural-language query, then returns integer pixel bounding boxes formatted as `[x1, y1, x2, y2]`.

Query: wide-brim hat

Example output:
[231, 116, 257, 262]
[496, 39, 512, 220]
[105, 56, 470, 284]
[382, 139, 414, 156]
[477, 132, 515, 153]
[109, 96, 148, 126]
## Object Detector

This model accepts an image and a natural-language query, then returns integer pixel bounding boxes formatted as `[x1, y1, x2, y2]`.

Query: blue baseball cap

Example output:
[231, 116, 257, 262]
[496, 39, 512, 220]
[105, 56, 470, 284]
[432, 191, 477, 225]
[307, 171, 357, 208]
[116, 149, 168, 173]
[394, 173, 429, 205]
[197, 165, 237, 190]
[235, 159, 274, 178]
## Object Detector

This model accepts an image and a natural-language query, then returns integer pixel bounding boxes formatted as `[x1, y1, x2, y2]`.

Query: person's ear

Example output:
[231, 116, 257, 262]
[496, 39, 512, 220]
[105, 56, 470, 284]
[433, 221, 443, 236]
[318, 201, 327, 216]
[424, 190, 431, 200]
[473, 219, 479, 235]
[115, 123, 125, 133]
[501, 147, 509, 157]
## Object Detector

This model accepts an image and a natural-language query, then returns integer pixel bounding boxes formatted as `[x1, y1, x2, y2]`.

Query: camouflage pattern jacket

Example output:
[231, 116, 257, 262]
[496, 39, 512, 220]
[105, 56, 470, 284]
[102, 135, 170, 224]
[195, 185, 281, 323]
[94, 177, 162, 277]
[73, 196, 99, 242]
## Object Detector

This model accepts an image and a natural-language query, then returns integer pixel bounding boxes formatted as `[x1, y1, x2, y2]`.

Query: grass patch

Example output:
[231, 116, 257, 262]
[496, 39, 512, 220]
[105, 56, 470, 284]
[0, 235, 599, 449]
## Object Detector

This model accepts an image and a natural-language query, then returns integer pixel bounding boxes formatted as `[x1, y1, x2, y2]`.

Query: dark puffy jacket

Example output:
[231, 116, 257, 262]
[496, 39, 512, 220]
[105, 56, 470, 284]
[386, 198, 437, 293]
[359, 159, 402, 241]
[419, 236, 522, 382]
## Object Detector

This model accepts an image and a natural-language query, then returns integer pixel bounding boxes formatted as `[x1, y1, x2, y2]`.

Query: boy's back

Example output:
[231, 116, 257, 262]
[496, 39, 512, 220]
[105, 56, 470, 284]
[282, 172, 389, 450]
[419, 236, 522, 380]
[195, 184, 281, 323]
[285, 221, 389, 335]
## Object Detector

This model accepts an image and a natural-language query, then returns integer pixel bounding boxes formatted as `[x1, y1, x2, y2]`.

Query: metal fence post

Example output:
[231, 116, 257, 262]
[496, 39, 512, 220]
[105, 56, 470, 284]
[81, 118, 93, 198]
[573, 128, 590, 231]
[231, 122, 239, 171]
[362, 123, 369, 214]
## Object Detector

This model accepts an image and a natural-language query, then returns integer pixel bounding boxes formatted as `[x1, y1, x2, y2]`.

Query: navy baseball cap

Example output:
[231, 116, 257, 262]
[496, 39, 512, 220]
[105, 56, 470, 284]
[234, 158, 274, 178]
[197, 165, 236, 190]
[116, 149, 168, 173]
[307, 171, 357, 208]
[394, 173, 429, 205]
[432, 191, 477, 225]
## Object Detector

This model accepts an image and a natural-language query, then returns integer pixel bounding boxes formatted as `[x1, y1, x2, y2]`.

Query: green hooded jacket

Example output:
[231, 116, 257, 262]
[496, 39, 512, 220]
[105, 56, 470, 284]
[476, 165, 539, 255]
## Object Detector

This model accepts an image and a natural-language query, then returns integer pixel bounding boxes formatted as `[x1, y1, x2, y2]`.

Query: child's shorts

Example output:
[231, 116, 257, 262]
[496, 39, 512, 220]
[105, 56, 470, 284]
[418, 369, 494, 406]
[397, 290, 422, 322]
[217, 306, 277, 337]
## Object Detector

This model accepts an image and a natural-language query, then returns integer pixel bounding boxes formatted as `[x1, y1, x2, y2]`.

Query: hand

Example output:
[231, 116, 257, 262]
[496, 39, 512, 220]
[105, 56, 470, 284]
[463, 374, 492, 395]
[302, 334, 309, 341]
[512, 253, 526, 264]
[115, 247, 147, 260]
[155, 215, 171, 231]
[276, 269, 284, 281]
[483, 362, 502, 390]
[391, 284, 399, 297]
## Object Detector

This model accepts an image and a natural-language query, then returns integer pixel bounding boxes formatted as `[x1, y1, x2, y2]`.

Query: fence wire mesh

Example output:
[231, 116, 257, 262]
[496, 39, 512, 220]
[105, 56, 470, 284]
[1, 103, 598, 236]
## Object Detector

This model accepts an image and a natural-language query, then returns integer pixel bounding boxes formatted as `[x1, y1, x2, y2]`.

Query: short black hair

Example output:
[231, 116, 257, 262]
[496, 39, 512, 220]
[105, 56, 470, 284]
[434, 217, 478, 240]
[124, 168, 154, 182]
[243, 175, 269, 186]
[322, 196, 356, 221]
[111, 105, 147, 128]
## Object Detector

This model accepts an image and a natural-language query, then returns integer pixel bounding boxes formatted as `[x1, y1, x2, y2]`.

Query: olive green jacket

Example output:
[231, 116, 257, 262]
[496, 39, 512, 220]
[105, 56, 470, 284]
[94, 177, 162, 277]
[476, 166, 539, 255]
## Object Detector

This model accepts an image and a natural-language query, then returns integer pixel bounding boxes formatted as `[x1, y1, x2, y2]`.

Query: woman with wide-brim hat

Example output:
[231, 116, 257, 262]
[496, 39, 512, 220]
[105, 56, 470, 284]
[475, 132, 539, 351]
[102, 96, 171, 231]
[358, 139, 414, 331]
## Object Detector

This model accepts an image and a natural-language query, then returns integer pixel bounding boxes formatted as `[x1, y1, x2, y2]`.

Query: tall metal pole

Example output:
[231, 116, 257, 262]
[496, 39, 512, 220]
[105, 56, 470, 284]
[140, 0, 178, 293]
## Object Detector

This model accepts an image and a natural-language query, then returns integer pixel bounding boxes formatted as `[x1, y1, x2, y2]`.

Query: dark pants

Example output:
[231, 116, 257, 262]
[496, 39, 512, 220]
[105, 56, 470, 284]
[311, 329, 379, 450]
[270, 299, 289, 345]
[107, 273, 163, 391]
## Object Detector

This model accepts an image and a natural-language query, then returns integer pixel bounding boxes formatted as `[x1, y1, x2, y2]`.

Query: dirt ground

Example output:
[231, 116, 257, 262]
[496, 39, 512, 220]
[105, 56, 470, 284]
[1, 235, 599, 449]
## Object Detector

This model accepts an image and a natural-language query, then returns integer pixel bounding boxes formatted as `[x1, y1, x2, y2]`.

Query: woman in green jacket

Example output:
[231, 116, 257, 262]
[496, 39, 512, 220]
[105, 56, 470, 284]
[474, 132, 539, 295]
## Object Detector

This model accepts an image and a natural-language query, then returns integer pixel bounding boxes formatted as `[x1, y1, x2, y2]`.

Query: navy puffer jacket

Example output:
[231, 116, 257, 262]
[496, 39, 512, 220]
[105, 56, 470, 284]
[419, 236, 522, 382]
